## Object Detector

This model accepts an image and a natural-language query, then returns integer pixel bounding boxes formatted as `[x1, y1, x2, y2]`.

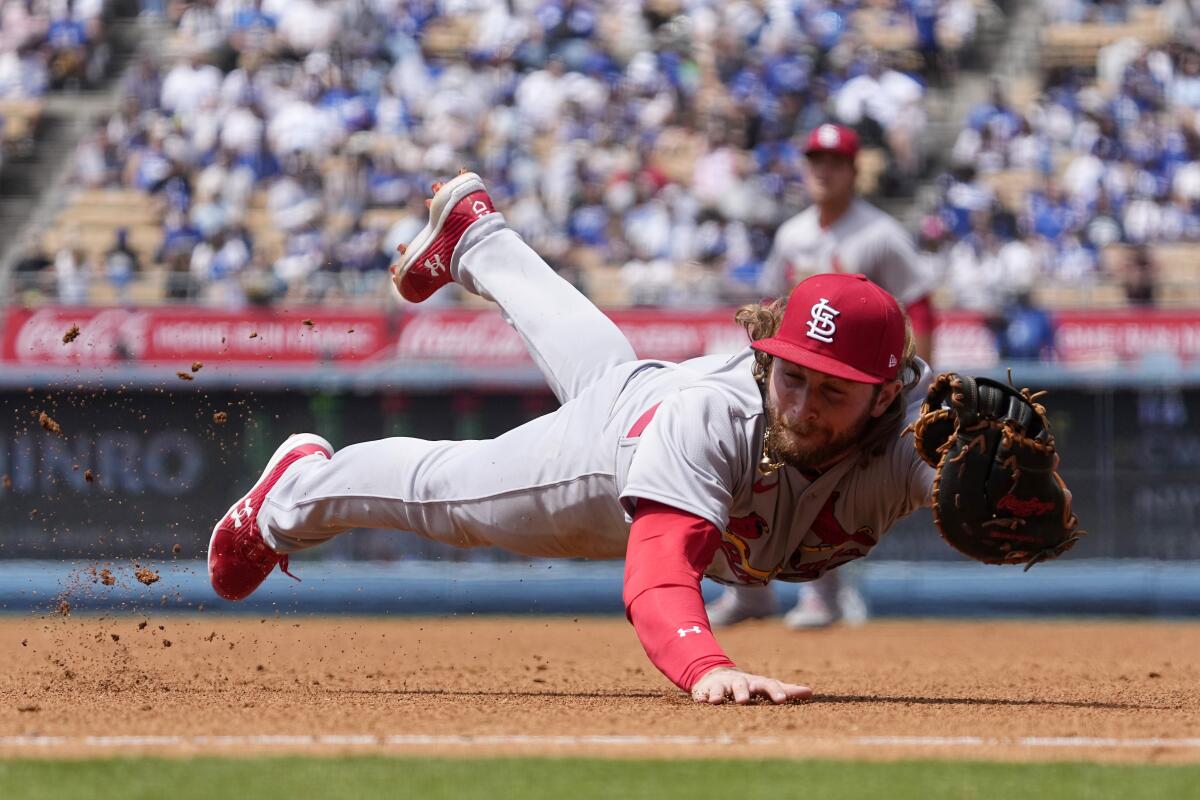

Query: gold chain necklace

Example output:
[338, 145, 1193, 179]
[755, 363, 783, 476]
[757, 423, 784, 476]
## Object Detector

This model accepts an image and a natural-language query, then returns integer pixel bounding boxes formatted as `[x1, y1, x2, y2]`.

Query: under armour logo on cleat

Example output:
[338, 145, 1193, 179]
[677, 626, 703, 638]
[229, 497, 255, 528]
[423, 253, 446, 275]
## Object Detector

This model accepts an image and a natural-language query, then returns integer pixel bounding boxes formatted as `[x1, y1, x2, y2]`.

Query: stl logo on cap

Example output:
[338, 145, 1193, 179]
[806, 298, 840, 343]
[816, 124, 841, 149]
[751, 273, 903, 384]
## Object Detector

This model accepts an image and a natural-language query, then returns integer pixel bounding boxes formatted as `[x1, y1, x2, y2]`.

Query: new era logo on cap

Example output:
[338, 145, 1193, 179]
[753, 274, 904, 384]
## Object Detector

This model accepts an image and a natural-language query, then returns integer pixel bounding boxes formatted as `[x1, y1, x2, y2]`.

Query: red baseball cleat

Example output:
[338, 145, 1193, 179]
[208, 433, 333, 601]
[391, 171, 498, 303]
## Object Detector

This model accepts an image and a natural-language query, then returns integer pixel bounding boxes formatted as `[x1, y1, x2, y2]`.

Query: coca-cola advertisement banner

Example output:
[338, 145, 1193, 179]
[392, 309, 750, 364]
[3, 306, 1200, 368]
[1, 307, 395, 365]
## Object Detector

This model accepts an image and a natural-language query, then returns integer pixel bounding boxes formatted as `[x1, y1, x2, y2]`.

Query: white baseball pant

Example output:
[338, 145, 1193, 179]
[258, 227, 648, 559]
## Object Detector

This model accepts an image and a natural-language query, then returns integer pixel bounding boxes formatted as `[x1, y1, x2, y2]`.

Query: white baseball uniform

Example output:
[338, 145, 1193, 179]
[759, 198, 933, 305]
[259, 227, 935, 586]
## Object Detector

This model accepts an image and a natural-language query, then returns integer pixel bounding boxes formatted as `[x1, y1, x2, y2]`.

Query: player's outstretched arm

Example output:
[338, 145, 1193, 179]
[623, 500, 812, 705]
[691, 667, 812, 705]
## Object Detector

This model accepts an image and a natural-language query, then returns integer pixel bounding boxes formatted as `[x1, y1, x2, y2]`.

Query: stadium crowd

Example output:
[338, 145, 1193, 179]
[20, 0, 1197, 319]
[0, 0, 109, 97]
[19, 0, 985, 308]
[0, 0, 110, 170]
[926, 4, 1200, 313]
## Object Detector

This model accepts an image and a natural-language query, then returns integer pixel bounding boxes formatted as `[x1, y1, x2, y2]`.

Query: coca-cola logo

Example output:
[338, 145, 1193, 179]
[396, 314, 527, 361]
[11, 308, 151, 364]
[4, 308, 390, 364]
[394, 312, 746, 363]
[996, 494, 1055, 517]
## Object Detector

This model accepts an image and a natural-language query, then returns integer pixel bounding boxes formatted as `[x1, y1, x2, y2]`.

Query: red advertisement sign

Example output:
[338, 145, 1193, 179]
[1055, 311, 1200, 365]
[393, 309, 749, 364]
[3, 306, 1199, 368]
[0, 307, 395, 365]
[933, 310, 1200, 368]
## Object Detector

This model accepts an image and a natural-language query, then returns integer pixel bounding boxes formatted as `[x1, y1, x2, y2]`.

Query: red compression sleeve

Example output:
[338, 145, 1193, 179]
[906, 294, 935, 335]
[624, 500, 736, 691]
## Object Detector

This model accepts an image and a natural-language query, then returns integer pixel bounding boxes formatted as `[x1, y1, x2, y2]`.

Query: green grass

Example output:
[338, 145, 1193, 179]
[2, 757, 1198, 800]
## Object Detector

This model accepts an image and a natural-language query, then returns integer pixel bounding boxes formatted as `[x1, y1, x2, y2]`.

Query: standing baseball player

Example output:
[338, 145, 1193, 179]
[208, 172, 1078, 704]
[712, 123, 938, 630]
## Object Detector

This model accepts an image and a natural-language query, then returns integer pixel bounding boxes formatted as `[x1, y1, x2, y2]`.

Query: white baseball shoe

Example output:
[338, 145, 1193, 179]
[705, 585, 778, 627]
[782, 585, 839, 629]
[390, 170, 502, 303]
[783, 579, 869, 630]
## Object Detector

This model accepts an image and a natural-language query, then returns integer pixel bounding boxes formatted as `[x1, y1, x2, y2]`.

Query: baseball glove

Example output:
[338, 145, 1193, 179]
[909, 372, 1084, 569]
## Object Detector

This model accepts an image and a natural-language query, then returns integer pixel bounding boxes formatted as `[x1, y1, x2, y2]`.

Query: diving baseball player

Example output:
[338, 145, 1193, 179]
[717, 123, 938, 630]
[208, 172, 1079, 705]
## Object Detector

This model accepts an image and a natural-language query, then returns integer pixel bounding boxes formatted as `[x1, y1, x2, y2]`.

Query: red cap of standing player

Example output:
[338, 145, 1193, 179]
[752, 274, 905, 384]
[804, 123, 860, 159]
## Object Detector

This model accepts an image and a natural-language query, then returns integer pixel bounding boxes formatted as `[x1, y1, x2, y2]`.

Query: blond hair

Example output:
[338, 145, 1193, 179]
[736, 297, 920, 463]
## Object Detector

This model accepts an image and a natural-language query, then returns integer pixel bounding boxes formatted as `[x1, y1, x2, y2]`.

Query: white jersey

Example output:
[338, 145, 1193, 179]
[615, 348, 935, 585]
[759, 198, 932, 305]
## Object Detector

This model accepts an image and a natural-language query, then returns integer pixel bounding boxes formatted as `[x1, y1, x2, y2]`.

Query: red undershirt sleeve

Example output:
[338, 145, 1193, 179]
[623, 499, 736, 691]
[906, 294, 935, 336]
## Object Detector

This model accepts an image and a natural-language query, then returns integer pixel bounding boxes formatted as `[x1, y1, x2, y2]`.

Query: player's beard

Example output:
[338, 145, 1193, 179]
[764, 400, 876, 473]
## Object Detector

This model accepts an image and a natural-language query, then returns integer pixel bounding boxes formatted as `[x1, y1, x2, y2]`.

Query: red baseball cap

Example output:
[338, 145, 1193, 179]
[752, 273, 904, 384]
[804, 123, 860, 159]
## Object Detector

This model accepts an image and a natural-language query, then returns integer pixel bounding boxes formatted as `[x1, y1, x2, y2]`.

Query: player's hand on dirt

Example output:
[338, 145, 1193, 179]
[690, 667, 812, 705]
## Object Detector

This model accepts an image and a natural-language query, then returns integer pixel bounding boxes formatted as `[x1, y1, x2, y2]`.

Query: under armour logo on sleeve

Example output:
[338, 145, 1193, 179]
[677, 625, 704, 638]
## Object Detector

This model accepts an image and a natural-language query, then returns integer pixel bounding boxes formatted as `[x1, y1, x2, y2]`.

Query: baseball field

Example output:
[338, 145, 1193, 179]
[2, 613, 1197, 798]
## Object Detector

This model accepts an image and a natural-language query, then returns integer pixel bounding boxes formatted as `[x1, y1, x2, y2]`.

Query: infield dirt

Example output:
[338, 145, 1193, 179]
[1, 617, 1197, 763]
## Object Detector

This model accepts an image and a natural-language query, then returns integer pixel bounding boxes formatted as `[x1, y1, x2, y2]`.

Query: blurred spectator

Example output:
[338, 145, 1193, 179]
[160, 50, 221, 116]
[834, 51, 926, 180]
[54, 246, 90, 304]
[761, 124, 936, 357]
[228, 0, 277, 55]
[13, 235, 51, 274]
[0, 2, 47, 53]
[0, 0, 111, 98]
[946, 213, 1045, 312]
[1122, 245, 1158, 306]
[991, 292, 1057, 362]
[157, 209, 204, 298]
[0, 42, 48, 97]
[46, 1, 90, 88]
[176, 0, 224, 57]
[104, 227, 140, 304]
[74, 118, 117, 187]
[121, 56, 162, 112]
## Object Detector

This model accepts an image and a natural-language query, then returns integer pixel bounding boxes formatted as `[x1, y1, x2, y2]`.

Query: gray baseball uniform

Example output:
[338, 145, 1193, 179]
[759, 198, 933, 304]
[260, 228, 934, 585]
